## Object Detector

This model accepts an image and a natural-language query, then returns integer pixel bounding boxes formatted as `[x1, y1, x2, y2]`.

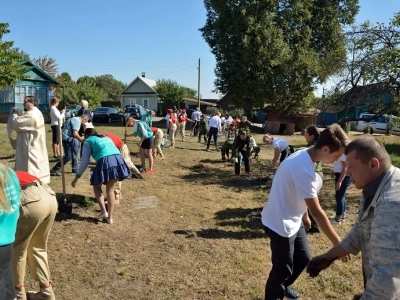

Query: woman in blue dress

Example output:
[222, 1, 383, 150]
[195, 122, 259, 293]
[71, 128, 130, 224]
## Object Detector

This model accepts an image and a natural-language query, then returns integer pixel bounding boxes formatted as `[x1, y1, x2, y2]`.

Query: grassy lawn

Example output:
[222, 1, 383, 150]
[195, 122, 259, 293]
[2, 121, 400, 300]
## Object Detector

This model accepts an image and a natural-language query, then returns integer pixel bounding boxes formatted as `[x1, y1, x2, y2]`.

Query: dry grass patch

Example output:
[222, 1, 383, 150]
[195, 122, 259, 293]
[3, 123, 398, 299]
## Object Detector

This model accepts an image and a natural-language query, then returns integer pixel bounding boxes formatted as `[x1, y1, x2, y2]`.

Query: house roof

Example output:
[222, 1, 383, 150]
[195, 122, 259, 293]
[120, 76, 157, 95]
[20, 60, 60, 85]
[183, 98, 217, 106]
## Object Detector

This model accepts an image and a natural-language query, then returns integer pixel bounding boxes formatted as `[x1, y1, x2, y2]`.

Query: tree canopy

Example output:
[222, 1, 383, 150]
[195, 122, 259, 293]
[154, 79, 195, 104]
[0, 23, 27, 87]
[200, 0, 359, 113]
[33, 55, 58, 78]
[321, 12, 400, 123]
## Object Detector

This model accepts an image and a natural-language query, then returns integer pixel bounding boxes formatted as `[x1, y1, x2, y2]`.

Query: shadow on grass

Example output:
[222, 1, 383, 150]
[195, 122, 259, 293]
[179, 162, 271, 190]
[0, 155, 15, 160]
[176, 207, 266, 240]
[55, 212, 98, 223]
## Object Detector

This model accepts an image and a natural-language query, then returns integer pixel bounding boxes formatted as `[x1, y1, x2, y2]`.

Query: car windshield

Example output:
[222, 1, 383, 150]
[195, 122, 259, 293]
[66, 105, 77, 110]
[95, 108, 110, 112]
[126, 108, 139, 113]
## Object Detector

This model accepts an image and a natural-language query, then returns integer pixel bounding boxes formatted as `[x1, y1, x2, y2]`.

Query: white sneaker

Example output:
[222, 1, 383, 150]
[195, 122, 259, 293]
[96, 211, 109, 219]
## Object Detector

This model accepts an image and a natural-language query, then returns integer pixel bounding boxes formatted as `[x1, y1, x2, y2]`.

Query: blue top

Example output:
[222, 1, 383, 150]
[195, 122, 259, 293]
[77, 135, 120, 175]
[0, 167, 21, 246]
[135, 121, 153, 139]
[62, 116, 81, 140]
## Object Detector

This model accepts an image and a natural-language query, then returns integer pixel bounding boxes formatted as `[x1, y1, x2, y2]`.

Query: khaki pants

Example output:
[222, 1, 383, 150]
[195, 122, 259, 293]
[168, 124, 177, 146]
[176, 122, 186, 140]
[153, 129, 164, 158]
[12, 182, 58, 286]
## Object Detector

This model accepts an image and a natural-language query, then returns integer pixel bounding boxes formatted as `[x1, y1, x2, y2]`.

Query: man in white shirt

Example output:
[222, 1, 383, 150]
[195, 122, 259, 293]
[261, 124, 350, 300]
[191, 107, 202, 136]
[206, 112, 222, 151]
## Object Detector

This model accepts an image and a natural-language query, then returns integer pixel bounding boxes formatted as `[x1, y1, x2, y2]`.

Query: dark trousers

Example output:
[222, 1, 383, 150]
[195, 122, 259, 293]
[53, 138, 81, 172]
[235, 149, 250, 175]
[0, 243, 15, 300]
[206, 127, 219, 149]
[264, 225, 311, 300]
[334, 173, 351, 217]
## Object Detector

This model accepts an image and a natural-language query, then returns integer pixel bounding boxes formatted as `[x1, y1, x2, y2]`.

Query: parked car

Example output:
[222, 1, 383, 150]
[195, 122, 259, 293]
[122, 105, 148, 124]
[64, 104, 81, 120]
[186, 109, 196, 119]
[92, 107, 122, 123]
[356, 113, 400, 134]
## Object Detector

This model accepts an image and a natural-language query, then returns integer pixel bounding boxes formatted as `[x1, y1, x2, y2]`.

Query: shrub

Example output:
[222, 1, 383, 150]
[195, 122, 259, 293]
[206, 107, 221, 116]
[363, 124, 371, 134]
[386, 122, 394, 135]
[228, 108, 244, 118]
[344, 123, 351, 134]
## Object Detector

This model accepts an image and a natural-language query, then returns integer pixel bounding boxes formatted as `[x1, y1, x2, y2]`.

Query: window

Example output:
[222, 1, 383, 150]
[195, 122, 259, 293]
[130, 98, 136, 105]
[37, 88, 47, 104]
[15, 86, 26, 103]
[143, 99, 148, 109]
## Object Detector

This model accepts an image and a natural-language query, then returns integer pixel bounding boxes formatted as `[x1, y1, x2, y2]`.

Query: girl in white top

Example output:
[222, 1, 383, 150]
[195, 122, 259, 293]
[263, 134, 294, 168]
[330, 154, 351, 224]
[49, 97, 65, 158]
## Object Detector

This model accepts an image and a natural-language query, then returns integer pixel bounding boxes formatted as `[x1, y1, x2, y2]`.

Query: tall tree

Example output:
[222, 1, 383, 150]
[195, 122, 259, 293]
[154, 79, 185, 104]
[33, 55, 58, 77]
[321, 12, 400, 123]
[94, 74, 125, 102]
[182, 86, 197, 99]
[200, 0, 359, 113]
[0, 23, 27, 87]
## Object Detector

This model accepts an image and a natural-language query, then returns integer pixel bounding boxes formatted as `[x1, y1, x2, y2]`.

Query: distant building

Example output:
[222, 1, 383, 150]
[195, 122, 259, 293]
[0, 61, 60, 116]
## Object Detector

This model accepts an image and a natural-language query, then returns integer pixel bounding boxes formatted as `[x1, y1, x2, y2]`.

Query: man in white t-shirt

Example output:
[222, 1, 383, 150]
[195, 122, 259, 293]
[261, 124, 350, 300]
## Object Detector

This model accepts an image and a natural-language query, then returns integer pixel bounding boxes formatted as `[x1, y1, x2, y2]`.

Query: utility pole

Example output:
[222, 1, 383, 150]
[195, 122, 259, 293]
[197, 58, 201, 108]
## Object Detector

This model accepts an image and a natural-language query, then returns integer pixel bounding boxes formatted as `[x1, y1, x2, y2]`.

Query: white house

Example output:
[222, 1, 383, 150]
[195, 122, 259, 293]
[119, 73, 158, 111]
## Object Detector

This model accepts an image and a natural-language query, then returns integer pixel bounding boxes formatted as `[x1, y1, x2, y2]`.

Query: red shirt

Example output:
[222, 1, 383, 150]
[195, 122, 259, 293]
[178, 114, 188, 123]
[100, 131, 123, 149]
[15, 171, 39, 186]
[151, 127, 158, 134]
[169, 114, 177, 124]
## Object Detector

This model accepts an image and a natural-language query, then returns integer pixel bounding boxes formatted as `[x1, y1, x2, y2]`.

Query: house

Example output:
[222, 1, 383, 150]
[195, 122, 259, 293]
[317, 83, 394, 126]
[119, 73, 158, 111]
[0, 61, 60, 116]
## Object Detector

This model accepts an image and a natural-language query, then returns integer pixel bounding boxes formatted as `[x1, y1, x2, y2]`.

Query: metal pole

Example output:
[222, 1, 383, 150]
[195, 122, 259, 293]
[197, 58, 201, 109]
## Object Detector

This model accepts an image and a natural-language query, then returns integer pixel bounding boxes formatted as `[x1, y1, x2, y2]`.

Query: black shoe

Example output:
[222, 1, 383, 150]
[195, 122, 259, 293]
[285, 287, 300, 299]
[71, 170, 77, 174]
[308, 225, 320, 234]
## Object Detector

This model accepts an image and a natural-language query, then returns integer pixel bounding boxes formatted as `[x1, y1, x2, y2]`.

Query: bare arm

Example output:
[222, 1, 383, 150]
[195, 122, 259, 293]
[271, 148, 280, 168]
[336, 161, 347, 191]
[305, 197, 341, 246]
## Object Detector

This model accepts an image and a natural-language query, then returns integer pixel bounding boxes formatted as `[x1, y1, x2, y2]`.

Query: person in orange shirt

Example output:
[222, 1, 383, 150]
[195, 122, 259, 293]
[13, 171, 57, 300]
[175, 109, 194, 142]
[151, 127, 165, 159]
[100, 130, 144, 203]
[166, 109, 177, 148]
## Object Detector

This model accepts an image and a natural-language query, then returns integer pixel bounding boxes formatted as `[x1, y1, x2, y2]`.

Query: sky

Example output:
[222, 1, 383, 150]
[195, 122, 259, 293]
[3, 0, 400, 99]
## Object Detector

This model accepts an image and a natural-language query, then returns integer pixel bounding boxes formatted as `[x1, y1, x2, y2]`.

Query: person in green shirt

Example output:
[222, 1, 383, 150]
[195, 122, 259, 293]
[197, 114, 209, 143]
[237, 116, 252, 136]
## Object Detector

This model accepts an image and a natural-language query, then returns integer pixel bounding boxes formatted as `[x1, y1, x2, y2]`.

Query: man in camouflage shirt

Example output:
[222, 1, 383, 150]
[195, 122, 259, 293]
[237, 115, 252, 136]
[197, 114, 208, 143]
[307, 137, 400, 299]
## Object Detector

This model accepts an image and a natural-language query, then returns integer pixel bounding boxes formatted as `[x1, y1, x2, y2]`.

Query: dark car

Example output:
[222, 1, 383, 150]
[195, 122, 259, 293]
[122, 105, 148, 124]
[92, 107, 122, 123]
[186, 109, 196, 119]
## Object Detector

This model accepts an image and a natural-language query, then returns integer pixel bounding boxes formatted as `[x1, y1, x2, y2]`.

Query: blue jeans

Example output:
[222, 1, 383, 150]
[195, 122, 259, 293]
[53, 138, 81, 172]
[334, 173, 351, 217]
[206, 127, 219, 149]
